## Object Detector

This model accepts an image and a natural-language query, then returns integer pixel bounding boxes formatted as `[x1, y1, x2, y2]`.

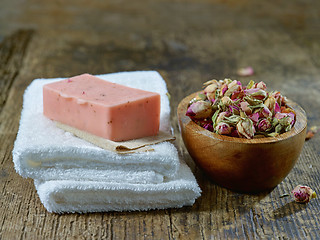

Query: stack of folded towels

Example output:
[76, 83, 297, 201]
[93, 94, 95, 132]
[12, 71, 201, 213]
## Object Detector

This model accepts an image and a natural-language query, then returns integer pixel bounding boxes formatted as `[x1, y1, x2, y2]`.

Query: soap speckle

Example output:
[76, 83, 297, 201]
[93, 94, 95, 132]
[77, 99, 87, 105]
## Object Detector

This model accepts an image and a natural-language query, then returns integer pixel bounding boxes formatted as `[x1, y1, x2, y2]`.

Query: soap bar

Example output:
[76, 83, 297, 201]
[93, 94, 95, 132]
[43, 74, 161, 141]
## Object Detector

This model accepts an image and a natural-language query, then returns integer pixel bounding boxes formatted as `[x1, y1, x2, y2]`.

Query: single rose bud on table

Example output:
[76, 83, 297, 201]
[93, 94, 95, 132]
[291, 185, 316, 203]
[237, 66, 254, 77]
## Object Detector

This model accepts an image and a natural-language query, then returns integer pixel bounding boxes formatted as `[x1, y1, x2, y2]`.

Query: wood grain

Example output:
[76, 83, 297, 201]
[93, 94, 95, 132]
[1, 0, 320, 239]
[0, 30, 33, 111]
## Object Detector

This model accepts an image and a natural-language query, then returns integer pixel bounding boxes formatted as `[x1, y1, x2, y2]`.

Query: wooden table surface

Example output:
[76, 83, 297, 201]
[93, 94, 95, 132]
[1, 0, 320, 239]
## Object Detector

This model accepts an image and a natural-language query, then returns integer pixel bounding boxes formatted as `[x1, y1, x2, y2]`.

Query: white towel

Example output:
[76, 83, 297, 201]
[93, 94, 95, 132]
[13, 71, 179, 182]
[35, 162, 201, 213]
[13, 71, 201, 213]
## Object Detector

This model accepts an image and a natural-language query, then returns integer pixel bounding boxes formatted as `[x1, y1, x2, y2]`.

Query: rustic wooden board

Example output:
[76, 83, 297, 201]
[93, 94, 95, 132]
[0, 0, 320, 239]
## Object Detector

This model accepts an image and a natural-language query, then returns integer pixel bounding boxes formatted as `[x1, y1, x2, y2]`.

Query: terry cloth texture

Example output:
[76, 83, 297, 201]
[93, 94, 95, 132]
[35, 162, 200, 213]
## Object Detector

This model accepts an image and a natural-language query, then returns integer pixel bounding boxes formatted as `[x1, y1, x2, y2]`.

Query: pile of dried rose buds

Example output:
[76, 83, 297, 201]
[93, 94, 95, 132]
[186, 79, 296, 139]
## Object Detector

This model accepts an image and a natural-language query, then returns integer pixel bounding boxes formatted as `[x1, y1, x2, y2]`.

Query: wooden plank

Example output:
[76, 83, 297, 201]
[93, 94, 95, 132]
[0, 30, 33, 111]
[0, 30, 35, 239]
[0, 0, 320, 239]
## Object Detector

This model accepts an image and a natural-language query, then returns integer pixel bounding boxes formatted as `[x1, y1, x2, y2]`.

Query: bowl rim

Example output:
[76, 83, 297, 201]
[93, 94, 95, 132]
[177, 91, 307, 144]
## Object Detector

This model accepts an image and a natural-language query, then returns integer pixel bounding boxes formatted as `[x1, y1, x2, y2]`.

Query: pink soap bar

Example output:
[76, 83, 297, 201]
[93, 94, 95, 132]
[43, 74, 161, 141]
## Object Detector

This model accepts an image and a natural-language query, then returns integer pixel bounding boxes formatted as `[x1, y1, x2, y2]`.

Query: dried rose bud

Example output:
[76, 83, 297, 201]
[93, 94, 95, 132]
[281, 117, 292, 127]
[264, 96, 276, 111]
[254, 81, 267, 90]
[274, 112, 287, 120]
[251, 89, 268, 101]
[229, 105, 240, 115]
[218, 83, 227, 97]
[222, 115, 241, 126]
[223, 78, 233, 85]
[204, 82, 219, 101]
[216, 111, 229, 124]
[287, 112, 295, 126]
[248, 113, 259, 123]
[237, 66, 254, 77]
[257, 119, 272, 132]
[305, 130, 315, 140]
[230, 90, 244, 100]
[186, 101, 213, 119]
[272, 91, 287, 105]
[305, 125, 320, 141]
[236, 118, 256, 139]
[274, 102, 281, 114]
[291, 185, 316, 203]
[274, 115, 294, 133]
[261, 105, 272, 118]
[280, 95, 288, 105]
[221, 96, 232, 106]
[245, 88, 267, 100]
[215, 122, 232, 135]
[244, 95, 263, 106]
[275, 112, 295, 126]
[244, 88, 259, 95]
[203, 79, 219, 87]
[270, 91, 282, 102]
[224, 80, 241, 97]
[246, 80, 255, 89]
[240, 101, 252, 115]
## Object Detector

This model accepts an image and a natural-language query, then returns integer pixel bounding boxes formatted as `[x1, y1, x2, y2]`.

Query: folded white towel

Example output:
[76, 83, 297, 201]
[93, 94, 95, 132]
[13, 71, 180, 182]
[13, 71, 201, 213]
[35, 162, 201, 213]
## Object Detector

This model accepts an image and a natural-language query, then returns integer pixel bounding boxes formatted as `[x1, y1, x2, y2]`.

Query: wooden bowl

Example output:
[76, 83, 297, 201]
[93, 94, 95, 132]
[177, 92, 307, 193]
